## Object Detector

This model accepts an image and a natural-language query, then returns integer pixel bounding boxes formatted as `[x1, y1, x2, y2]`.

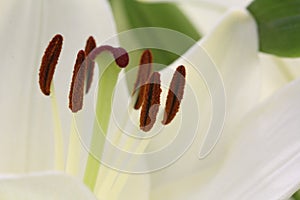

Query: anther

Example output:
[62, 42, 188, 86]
[69, 50, 86, 113]
[88, 45, 129, 68]
[140, 72, 161, 132]
[84, 36, 97, 94]
[162, 65, 186, 125]
[133, 50, 153, 110]
[39, 34, 63, 96]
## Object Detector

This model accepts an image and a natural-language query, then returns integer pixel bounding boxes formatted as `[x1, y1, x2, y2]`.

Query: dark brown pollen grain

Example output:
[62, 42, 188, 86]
[38, 34, 63, 96]
[84, 36, 97, 94]
[140, 72, 161, 132]
[133, 50, 153, 110]
[69, 50, 86, 113]
[162, 65, 186, 125]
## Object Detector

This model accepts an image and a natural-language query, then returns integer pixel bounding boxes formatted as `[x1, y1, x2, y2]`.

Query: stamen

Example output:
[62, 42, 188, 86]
[140, 72, 161, 132]
[88, 45, 129, 68]
[162, 65, 186, 125]
[85, 36, 97, 55]
[69, 50, 86, 113]
[39, 34, 63, 96]
[133, 50, 153, 110]
[84, 36, 97, 94]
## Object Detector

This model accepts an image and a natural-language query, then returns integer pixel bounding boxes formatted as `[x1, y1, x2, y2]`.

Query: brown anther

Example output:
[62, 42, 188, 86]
[88, 45, 129, 68]
[140, 72, 161, 132]
[133, 50, 153, 110]
[162, 65, 186, 125]
[84, 36, 97, 94]
[85, 36, 97, 55]
[39, 34, 63, 96]
[69, 50, 86, 113]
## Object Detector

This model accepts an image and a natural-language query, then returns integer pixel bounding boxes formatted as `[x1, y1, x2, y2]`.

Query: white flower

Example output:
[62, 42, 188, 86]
[1, 0, 300, 200]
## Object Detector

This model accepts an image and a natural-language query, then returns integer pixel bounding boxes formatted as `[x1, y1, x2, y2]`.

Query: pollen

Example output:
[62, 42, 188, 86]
[84, 36, 97, 94]
[162, 65, 186, 125]
[69, 50, 86, 113]
[140, 72, 161, 132]
[133, 50, 153, 110]
[38, 34, 63, 96]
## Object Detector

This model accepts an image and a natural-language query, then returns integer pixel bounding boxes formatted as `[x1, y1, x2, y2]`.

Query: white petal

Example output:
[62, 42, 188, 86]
[0, 0, 117, 172]
[0, 172, 97, 199]
[201, 8, 260, 126]
[116, 173, 150, 200]
[149, 8, 261, 199]
[259, 54, 292, 100]
[179, 4, 225, 35]
[0, 0, 54, 173]
[194, 78, 300, 200]
[151, 76, 300, 200]
[280, 58, 300, 78]
[260, 54, 300, 101]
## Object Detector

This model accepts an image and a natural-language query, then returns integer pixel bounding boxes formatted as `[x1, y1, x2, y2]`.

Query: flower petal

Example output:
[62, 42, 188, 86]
[0, 0, 117, 172]
[260, 54, 300, 100]
[150, 69, 300, 200]
[178, 4, 226, 35]
[194, 78, 300, 200]
[149, 8, 261, 199]
[0, 172, 97, 199]
[0, 0, 54, 173]
[200, 8, 260, 126]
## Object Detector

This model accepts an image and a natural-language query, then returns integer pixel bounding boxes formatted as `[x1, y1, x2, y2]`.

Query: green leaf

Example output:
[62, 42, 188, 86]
[248, 0, 300, 57]
[109, 0, 201, 65]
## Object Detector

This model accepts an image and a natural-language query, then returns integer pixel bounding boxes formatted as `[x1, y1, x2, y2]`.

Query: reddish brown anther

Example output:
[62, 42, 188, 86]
[84, 36, 97, 94]
[69, 50, 86, 113]
[39, 34, 63, 96]
[85, 36, 97, 55]
[162, 65, 186, 125]
[133, 50, 153, 110]
[140, 72, 161, 132]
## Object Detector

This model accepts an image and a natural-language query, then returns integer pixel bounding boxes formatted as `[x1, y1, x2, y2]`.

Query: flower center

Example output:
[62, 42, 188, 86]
[37, 34, 187, 197]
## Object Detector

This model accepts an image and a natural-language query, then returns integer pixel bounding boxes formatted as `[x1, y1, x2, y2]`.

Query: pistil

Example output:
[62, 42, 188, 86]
[83, 45, 129, 190]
